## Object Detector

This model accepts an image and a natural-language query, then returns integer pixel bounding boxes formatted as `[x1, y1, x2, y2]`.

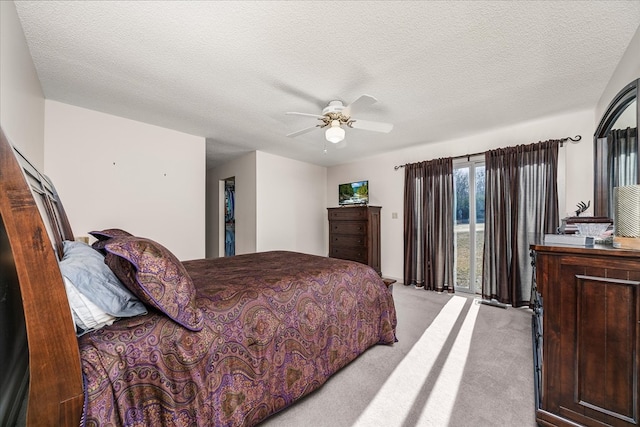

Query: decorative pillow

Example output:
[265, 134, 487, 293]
[89, 228, 134, 252]
[59, 240, 148, 324]
[104, 237, 204, 331]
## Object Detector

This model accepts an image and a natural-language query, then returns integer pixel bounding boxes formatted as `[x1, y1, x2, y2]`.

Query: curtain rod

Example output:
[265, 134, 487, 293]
[393, 135, 582, 170]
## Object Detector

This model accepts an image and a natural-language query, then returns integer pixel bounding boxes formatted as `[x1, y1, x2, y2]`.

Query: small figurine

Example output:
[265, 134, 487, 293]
[575, 200, 590, 216]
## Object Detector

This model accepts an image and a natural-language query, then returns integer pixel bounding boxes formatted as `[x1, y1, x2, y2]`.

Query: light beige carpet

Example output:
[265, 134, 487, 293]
[260, 283, 537, 427]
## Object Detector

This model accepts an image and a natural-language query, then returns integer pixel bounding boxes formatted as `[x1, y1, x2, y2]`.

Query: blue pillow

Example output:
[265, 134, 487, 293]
[59, 240, 147, 318]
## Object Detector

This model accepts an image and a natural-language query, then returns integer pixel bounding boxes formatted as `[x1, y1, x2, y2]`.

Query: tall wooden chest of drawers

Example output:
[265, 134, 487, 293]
[327, 206, 381, 275]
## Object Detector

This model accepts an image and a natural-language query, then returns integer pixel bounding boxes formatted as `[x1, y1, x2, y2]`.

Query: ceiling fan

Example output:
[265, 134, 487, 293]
[285, 94, 393, 144]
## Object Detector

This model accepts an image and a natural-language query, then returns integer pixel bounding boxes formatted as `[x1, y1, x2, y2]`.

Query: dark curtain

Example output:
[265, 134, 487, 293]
[482, 140, 560, 307]
[607, 127, 638, 216]
[403, 158, 454, 292]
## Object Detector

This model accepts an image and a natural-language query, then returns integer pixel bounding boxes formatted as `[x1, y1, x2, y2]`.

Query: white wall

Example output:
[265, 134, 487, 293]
[596, 25, 640, 121]
[44, 101, 206, 261]
[0, 0, 45, 168]
[206, 150, 326, 258]
[256, 151, 326, 256]
[328, 109, 595, 282]
[206, 152, 257, 257]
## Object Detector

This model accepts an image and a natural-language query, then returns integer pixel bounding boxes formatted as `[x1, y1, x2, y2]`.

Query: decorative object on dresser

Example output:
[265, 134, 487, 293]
[543, 233, 595, 247]
[574, 200, 591, 216]
[558, 215, 612, 235]
[548, 217, 612, 247]
[613, 184, 640, 250]
[328, 206, 381, 275]
[530, 243, 639, 427]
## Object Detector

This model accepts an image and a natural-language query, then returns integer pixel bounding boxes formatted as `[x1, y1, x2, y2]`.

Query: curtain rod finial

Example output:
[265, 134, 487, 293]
[567, 135, 582, 144]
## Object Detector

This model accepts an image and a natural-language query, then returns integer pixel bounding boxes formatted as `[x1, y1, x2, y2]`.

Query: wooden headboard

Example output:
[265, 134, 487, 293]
[0, 127, 83, 426]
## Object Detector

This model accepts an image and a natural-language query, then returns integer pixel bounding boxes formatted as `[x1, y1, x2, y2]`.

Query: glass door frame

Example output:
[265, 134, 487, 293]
[453, 157, 485, 294]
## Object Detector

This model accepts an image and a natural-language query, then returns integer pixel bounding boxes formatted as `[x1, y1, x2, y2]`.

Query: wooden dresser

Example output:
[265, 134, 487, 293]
[530, 243, 640, 427]
[327, 206, 381, 275]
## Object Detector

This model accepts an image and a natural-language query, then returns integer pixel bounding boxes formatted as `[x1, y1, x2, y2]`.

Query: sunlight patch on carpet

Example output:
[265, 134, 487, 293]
[353, 295, 479, 426]
[416, 297, 479, 425]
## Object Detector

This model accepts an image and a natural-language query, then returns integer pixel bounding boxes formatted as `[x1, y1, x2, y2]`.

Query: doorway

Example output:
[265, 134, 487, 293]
[453, 160, 485, 293]
[224, 177, 235, 257]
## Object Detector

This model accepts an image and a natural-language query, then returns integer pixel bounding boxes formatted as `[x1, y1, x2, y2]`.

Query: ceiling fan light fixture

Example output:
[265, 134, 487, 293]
[325, 120, 345, 143]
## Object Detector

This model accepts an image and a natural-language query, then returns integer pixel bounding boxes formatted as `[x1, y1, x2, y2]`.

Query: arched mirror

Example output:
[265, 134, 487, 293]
[594, 78, 639, 218]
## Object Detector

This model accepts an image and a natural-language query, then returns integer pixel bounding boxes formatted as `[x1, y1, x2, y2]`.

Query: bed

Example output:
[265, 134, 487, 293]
[0, 127, 396, 426]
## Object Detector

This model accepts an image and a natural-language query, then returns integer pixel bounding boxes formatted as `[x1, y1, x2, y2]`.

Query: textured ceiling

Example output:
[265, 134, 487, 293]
[14, 1, 640, 168]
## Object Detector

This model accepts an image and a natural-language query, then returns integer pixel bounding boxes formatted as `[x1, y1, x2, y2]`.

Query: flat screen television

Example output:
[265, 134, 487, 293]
[338, 180, 369, 206]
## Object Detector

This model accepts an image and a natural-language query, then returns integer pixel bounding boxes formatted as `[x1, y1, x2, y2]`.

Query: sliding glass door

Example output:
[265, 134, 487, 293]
[454, 160, 485, 293]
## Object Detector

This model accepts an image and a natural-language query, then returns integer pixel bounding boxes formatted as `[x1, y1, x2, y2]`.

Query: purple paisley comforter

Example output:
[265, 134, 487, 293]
[79, 251, 397, 426]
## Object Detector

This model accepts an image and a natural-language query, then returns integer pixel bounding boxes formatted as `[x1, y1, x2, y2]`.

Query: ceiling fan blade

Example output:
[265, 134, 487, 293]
[286, 126, 319, 138]
[269, 79, 326, 108]
[350, 119, 393, 133]
[343, 94, 378, 117]
[285, 112, 325, 119]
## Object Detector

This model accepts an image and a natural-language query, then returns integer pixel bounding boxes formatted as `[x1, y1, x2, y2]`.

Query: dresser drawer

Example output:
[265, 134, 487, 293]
[329, 246, 367, 264]
[330, 233, 367, 248]
[328, 207, 368, 221]
[330, 221, 366, 235]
